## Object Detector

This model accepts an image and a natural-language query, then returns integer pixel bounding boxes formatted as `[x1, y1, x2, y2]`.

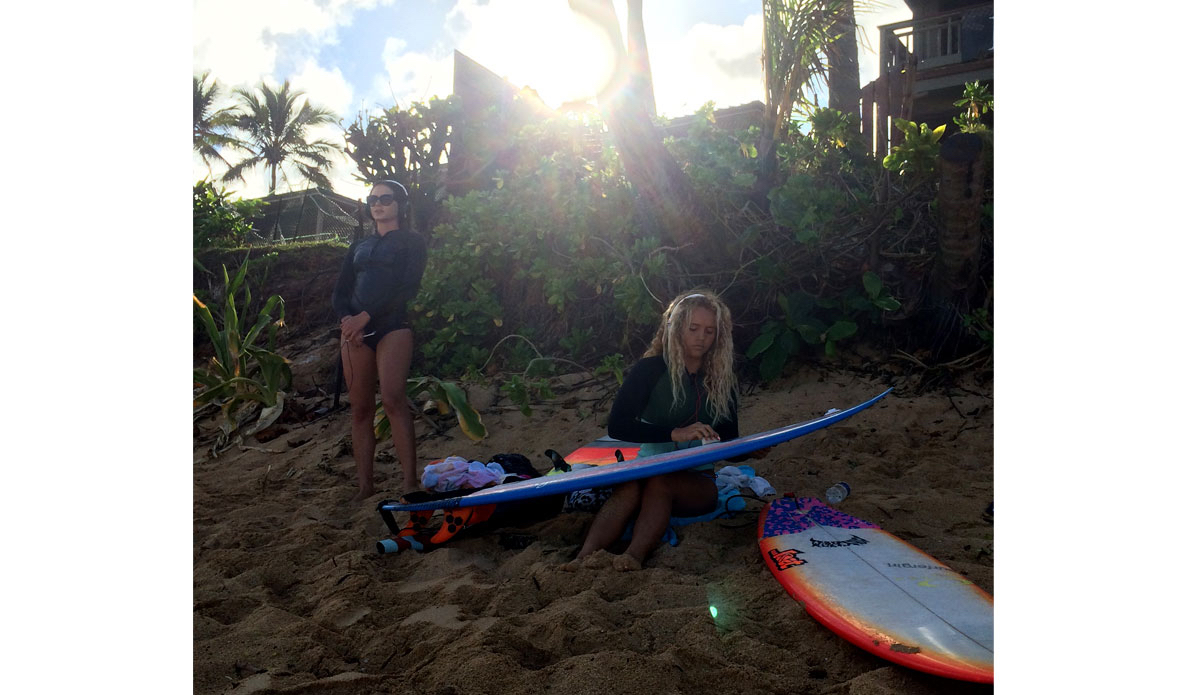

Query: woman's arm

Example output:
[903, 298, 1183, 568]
[393, 230, 426, 305]
[607, 357, 674, 443]
[331, 242, 358, 319]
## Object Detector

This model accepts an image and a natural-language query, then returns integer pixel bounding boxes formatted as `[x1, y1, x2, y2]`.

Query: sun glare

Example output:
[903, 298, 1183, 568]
[491, 6, 618, 110]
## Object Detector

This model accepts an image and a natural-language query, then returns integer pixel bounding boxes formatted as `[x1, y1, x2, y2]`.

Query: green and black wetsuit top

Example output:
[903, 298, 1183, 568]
[331, 229, 426, 334]
[607, 355, 741, 469]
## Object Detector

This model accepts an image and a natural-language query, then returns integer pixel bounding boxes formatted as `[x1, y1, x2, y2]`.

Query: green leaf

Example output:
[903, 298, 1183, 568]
[873, 296, 901, 311]
[826, 320, 858, 342]
[862, 271, 883, 299]
[777, 328, 799, 357]
[796, 323, 823, 344]
[845, 295, 872, 312]
[759, 341, 789, 382]
[746, 328, 778, 359]
[439, 380, 488, 441]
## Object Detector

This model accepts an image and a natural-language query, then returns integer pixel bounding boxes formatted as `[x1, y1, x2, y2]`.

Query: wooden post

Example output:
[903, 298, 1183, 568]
[889, 70, 904, 150]
[877, 70, 891, 156]
[901, 56, 917, 121]
[860, 81, 875, 156]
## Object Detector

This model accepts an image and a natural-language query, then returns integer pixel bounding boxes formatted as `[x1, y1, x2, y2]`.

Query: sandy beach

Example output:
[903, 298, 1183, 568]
[194, 328, 993, 694]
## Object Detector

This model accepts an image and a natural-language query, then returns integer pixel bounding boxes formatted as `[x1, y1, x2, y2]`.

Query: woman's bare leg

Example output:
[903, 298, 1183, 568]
[376, 329, 419, 493]
[619, 471, 717, 569]
[342, 339, 380, 501]
[561, 481, 643, 569]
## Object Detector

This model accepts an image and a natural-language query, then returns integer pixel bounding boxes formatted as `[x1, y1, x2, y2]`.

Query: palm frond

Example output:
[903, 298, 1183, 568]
[222, 80, 342, 194]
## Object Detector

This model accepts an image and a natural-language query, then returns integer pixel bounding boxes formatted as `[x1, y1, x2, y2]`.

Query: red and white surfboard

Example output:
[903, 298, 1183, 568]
[759, 495, 993, 683]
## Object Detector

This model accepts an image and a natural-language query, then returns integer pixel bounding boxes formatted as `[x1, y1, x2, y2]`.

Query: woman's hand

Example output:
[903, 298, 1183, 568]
[671, 422, 720, 444]
[340, 312, 370, 346]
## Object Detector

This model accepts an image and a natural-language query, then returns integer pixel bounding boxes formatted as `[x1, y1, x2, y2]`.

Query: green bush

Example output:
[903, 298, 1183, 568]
[193, 257, 291, 447]
[194, 180, 261, 248]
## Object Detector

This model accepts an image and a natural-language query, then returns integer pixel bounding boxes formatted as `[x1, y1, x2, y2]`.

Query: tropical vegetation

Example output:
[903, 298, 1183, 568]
[220, 81, 341, 195]
[193, 2, 993, 437]
[193, 71, 242, 172]
[193, 257, 291, 454]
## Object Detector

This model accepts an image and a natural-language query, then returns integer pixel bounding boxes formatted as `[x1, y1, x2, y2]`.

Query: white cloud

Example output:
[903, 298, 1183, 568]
[650, 14, 764, 117]
[193, 0, 391, 198]
[375, 38, 456, 110]
[855, 2, 914, 84]
[194, 0, 914, 198]
[292, 59, 355, 117]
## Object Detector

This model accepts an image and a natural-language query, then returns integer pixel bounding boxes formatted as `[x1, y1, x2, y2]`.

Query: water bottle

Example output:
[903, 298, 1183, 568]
[825, 481, 851, 504]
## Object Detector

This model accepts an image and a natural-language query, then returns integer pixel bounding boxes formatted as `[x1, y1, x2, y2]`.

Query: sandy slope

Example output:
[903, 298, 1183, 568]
[194, 344, 993, 694]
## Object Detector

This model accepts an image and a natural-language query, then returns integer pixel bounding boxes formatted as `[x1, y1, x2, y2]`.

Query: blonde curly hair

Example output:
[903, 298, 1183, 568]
[643, 289, 737, 424]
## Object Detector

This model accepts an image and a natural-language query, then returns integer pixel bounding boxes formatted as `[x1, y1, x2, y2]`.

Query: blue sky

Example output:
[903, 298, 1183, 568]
[194, 0, 911, 200]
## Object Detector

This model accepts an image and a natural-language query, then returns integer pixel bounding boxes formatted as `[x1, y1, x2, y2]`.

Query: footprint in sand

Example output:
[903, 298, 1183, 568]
[332, 606, 371, 627]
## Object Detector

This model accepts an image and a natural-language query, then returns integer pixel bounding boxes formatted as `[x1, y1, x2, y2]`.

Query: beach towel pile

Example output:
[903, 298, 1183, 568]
[420, 456, 507, 492]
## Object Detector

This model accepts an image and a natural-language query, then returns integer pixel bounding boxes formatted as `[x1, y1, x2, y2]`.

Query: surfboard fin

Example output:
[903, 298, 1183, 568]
[398, 509, 434, 537]
[430, 504, 497, 544]
[544, 449, 571, 474]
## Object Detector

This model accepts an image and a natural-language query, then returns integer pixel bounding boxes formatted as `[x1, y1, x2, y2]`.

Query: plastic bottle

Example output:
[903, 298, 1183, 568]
[825, 481, 851, 504]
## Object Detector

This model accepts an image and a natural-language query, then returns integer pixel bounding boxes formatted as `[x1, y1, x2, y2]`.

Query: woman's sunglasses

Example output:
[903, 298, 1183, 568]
[366, 194, 397, 207]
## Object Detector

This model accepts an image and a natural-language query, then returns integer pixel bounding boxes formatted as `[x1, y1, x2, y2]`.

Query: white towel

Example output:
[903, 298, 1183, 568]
[714, 465, 776, 498]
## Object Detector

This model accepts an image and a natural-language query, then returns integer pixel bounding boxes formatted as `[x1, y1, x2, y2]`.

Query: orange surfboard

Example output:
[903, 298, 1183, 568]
[759, 495, 993, 683]
[562, 437, 641, 467]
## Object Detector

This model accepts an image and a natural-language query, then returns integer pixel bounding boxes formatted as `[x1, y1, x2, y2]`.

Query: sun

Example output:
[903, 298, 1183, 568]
[473, 1, 620, 110]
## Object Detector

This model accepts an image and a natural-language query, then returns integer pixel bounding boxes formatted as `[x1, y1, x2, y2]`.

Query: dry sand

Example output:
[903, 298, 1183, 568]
[194, 335, 993, 695]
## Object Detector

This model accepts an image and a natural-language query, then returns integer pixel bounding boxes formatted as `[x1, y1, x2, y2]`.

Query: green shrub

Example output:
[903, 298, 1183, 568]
[193, 180, 261, 248]
[193, 257, 291, 447]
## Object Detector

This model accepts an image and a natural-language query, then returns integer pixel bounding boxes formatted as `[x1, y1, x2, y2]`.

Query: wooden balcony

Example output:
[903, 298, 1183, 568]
[860, 3, 993, 157]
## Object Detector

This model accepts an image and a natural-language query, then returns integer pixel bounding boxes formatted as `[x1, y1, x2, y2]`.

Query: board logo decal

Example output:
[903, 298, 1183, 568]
[885, 562, 954, 572]
[768, 547, 807, 570]
[810, 534, 869, 548]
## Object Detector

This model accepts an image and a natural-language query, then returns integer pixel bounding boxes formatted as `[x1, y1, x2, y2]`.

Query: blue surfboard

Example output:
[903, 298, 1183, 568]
[382, 388, 892, 513]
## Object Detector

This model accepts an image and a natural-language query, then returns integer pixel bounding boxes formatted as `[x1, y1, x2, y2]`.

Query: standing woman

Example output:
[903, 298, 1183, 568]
[332, 180, 427, 502]
[566, 290, 765, 571]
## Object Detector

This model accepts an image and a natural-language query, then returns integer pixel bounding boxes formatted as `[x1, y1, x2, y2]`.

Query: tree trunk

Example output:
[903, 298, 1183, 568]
[826, 0, 860, 118]
[625, 0, 655, 117]
[571, 0, 720, 265]
[934, 132, 984, 295]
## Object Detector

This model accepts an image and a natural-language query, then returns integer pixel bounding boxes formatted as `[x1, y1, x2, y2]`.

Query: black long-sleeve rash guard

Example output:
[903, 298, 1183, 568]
[607, 356, 740, 444]
[332, 229, 427, 323]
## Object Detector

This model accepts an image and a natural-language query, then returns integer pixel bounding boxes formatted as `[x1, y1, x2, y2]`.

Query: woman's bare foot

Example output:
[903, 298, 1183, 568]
[560, 549, 619, 571]
[612, 553, 643, 571]
[583, 550, 618, 569]
[350, 486, 376, 503]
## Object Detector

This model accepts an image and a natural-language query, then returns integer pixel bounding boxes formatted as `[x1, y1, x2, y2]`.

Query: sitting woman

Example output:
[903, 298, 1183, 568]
[565, 290, 764, 571]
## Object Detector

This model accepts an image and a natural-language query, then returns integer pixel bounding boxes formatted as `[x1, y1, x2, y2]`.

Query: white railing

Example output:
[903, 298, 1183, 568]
[879, 4, 992, 75]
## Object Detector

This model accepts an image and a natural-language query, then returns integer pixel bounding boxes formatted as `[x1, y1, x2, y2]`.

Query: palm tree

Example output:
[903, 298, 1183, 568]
[825, 1, 862, 117]
[756, 1, 869, 198]
[194, 71, 243, 171]
[762, 0, 846, 143]
[222, 81, 340, 194]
